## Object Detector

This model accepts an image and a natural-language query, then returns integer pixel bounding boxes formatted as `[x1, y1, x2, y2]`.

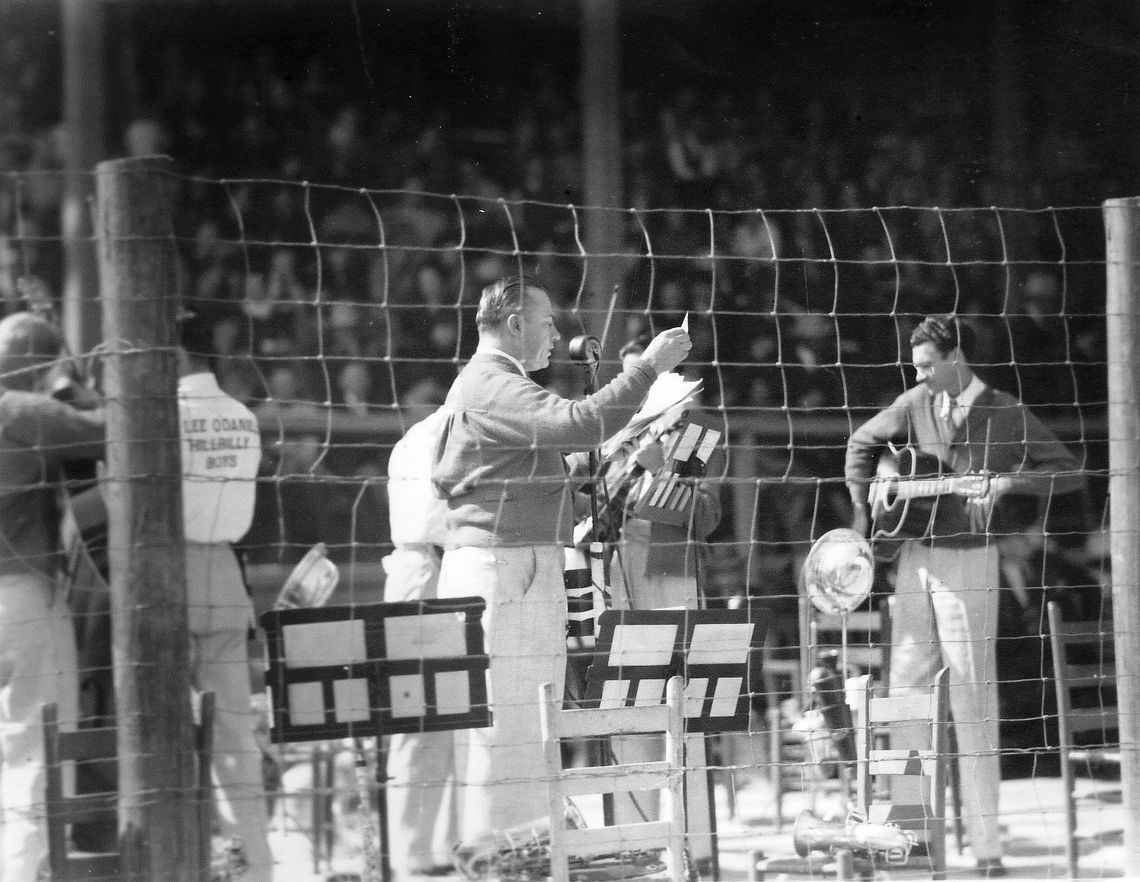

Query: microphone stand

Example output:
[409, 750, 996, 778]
[568, 339, 622, 825]
[573, 341, 615, 614]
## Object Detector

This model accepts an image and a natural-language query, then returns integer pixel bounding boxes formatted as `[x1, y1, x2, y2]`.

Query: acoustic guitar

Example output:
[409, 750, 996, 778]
[868, 447, 990, 540]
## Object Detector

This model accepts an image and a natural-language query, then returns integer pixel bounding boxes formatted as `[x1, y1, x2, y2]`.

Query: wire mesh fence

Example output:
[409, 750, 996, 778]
[0, 160, 1128, 879]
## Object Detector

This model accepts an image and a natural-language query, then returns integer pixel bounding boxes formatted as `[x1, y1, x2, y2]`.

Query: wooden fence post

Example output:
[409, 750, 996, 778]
[1103, 195, 1140, 878]
[96, 155, 198, 880]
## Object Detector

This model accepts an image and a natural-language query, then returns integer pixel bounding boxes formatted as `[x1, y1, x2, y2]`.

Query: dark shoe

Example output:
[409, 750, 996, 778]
[976, 858, 1008, 878]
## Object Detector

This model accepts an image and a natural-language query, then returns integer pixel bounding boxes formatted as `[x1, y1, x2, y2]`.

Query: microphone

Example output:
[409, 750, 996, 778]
[568, 335, 601, 364]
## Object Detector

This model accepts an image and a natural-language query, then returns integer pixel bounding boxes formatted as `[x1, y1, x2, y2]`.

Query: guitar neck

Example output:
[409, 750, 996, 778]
[892, 475, 965, 500]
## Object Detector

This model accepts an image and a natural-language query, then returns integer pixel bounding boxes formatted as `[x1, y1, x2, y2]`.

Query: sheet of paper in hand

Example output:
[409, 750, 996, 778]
[602, 371, 703, 458]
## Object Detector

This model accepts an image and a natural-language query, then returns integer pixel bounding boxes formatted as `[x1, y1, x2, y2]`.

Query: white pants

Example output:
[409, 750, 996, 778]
[890, 540, 1003, 861]
[186, 543, 273, 882]
[383, 546, 459, 875]
[0, 574, 78, 882]
[437, 545, 567, 841]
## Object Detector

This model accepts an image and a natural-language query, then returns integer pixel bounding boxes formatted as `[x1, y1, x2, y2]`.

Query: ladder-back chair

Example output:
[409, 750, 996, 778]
[43, 692, 215, 881]
[854, 666, 950, 880]
[540, 675, 687, 882]
[1047, 601, 1120, 878]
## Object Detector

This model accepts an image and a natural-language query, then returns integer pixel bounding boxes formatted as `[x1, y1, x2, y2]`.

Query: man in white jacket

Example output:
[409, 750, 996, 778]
[178, 314, 272, 881]
[384, 407, 458, 878]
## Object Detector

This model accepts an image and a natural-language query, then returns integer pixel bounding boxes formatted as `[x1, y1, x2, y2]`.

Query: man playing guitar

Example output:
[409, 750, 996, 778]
[844, 314, 1082, 877]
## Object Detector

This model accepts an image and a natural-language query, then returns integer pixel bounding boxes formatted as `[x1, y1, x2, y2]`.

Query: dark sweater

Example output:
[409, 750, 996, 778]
[432, 352, 657, 547]
[0, 390, 105, 578]
[845, 382, 1083, 543]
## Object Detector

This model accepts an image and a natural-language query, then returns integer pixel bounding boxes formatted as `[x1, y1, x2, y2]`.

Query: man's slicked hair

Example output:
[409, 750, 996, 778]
[910, 313, 976, 361]
[476, 275, 542, 331]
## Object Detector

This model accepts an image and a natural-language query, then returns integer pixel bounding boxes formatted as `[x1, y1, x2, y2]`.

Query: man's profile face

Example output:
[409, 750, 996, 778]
[517, 287, 561, 371]
[911, 341, 958, 395]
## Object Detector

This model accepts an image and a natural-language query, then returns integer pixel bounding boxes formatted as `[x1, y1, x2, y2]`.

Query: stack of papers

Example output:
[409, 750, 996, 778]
[602, 371, 703, 458]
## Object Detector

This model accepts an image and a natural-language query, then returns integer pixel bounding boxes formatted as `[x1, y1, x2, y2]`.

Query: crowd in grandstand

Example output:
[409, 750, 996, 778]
[0, 26, 1110, 590]
[2, 28, 1112, 410]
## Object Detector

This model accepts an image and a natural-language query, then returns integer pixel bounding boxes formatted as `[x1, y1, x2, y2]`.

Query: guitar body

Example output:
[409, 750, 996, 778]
[869, 448, 977, 541]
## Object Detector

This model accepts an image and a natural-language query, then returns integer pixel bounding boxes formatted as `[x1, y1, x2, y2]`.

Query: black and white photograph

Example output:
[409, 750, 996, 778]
[0, 1, 1135, 879]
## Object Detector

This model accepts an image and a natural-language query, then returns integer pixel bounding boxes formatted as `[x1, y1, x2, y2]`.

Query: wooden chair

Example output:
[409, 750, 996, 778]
[757, 602, 891, 833]
[808, 599, 964, 855]
[1046, 602, 1120, 879]
[802, 602, 891, 685]
[43, 692, 216, 881]
[747, 669, 950, 881]
[854, 666, 951, 880]
[540, 675, 686, 882]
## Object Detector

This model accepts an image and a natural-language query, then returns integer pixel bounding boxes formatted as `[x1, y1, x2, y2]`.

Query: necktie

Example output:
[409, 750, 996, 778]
[940, 394, 959, 430]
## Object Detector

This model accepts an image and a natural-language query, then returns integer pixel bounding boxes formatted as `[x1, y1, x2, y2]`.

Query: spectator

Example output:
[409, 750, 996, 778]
[334, 360, 381, 417]
[254, 363, 322, 426]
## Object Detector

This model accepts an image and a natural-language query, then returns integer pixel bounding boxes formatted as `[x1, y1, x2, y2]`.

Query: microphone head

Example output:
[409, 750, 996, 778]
[568, 334, 601, 363]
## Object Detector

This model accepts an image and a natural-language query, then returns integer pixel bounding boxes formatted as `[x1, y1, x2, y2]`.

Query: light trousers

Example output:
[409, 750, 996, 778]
[889, 540, 1003, 861]
[437, 544, 567, 841]
[0, 574, 77, 882]
[383, 546, 459, 875]
[186, 543, 273, 882]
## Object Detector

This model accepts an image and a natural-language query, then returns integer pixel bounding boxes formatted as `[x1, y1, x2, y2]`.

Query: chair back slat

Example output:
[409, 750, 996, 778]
[552, 702, 674, 740]
[867, 693, 936, 724]
[867, 748, 940, 777]
[554, 761, 676, 797]
[562, 820, 676, 856]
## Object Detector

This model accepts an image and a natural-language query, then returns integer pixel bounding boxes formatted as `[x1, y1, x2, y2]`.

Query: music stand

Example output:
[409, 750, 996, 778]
[584, 608, 763, 880]
[260, 598, 490, 881]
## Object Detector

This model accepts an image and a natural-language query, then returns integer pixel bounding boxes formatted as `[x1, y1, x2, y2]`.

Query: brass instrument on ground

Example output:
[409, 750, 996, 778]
[793, 810, 917, 865]
[453, 803, 666, 882]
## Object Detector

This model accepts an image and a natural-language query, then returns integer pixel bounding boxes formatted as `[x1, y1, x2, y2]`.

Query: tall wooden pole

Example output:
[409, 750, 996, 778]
[990, 0, 1030, 302]
[580, 0, 625, 365]
[1103, 196, 1140, 878]
[96, 155, 197, 880]
[62, 0, 105, 355]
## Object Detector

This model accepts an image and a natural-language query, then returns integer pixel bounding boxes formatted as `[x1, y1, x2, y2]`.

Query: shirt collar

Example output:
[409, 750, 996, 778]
[942, 373, 986, 416]
[479, 347, 528, 376]
[178, 371, 222, 396]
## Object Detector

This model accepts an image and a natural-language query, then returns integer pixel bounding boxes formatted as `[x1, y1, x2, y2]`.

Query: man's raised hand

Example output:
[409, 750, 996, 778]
[639, 327, 692, 374]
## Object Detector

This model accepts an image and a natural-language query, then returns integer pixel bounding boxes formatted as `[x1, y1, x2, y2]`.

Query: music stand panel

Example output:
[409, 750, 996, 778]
[261, 598, 490, 743]
[584, 609, 761, 734]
